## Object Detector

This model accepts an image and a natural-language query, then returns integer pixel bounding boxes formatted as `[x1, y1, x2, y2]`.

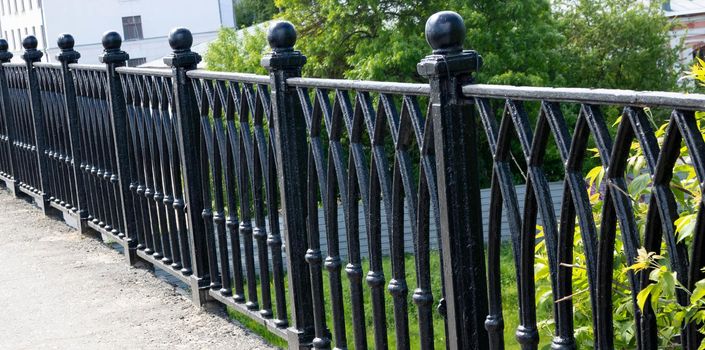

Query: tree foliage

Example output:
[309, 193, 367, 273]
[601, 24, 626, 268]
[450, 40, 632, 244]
[212, 0, 680, 91]
[554, 0, 681, 91]
[233, 0, 277, 28]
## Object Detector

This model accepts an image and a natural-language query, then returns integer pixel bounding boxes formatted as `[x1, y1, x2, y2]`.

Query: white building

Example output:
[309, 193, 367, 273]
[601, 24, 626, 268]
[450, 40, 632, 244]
[664, 0, 705, 65]
[0, 0, 234, 65]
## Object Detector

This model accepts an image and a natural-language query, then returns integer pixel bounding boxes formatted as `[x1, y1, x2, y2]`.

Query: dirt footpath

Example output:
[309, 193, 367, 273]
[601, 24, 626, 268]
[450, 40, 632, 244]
[0, 190, 276, 350]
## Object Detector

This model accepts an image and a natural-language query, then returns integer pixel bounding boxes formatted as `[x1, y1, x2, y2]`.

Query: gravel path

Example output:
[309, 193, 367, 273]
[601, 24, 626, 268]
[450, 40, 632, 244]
[0, 189, 277, 350]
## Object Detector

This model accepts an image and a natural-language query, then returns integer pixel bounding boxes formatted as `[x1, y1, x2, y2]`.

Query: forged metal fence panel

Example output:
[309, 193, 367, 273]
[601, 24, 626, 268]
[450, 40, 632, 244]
[186, 69, 289, 337]
[284, 77, 439, 350]
[71, 64, 126, 239]
[1, 10, 705, 350]
[4, 63, 43, 201]
[466, 85, 705, 349]
[118, 67, 193, 281]
[36, 63, 77, 214]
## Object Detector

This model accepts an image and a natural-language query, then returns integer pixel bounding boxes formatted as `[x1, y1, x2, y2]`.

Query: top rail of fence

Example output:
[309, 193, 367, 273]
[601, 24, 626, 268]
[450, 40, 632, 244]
[287, 77, 431, 95]
[68, 63, 107, 72]
[186, 70, 270, 84]
[116, 66, 174, 77]
[33, 62, 62, 69]
[462, 84, 705, 110]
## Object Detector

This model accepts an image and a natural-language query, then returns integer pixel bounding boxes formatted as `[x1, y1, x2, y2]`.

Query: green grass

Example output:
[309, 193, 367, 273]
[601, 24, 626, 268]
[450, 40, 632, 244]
[230, 244, 552, 349]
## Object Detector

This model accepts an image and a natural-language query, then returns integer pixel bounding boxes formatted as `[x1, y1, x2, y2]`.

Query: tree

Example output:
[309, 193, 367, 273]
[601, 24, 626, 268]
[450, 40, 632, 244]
[234, 0, 276, 28]
[204, 26, 268, 74]
[210, 0, 564, 85]
[555, 0, 681, 91]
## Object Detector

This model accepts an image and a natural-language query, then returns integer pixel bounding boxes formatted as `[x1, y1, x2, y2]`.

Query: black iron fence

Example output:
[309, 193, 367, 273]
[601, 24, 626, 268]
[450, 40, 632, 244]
[0, 10, 704, 350]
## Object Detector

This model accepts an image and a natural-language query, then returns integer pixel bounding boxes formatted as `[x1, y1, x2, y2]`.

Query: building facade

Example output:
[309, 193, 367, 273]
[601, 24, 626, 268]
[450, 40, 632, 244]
[0, 0, 234, 65]
[665, 0, 705, 66]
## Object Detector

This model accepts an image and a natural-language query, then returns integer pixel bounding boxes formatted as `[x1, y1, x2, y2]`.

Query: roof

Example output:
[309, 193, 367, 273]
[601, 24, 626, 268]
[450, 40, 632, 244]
[664, 0, 705, 17]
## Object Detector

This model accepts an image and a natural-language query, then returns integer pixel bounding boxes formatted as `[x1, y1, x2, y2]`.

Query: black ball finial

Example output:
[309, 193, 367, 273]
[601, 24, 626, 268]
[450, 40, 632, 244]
[23, 35, 38, 50]
[102, 31, 122, 51]
[168, 27, 193, 52]
[267, 21, 297, 52]
[57, 33, 75, 51]
[425, 11, 466, 54]
[0, 39, 8, 51]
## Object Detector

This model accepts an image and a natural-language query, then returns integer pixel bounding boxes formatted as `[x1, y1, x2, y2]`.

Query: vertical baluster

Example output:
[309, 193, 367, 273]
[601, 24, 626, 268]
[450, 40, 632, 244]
[164, 28, 212, 305]
[418, 12, 488, 350]
[162, 77, 191, 274]
[37, 68, 57, 206]
[125, 74, 153, 254]
[210, 80, 232, 295]
[137, 74, 164, 258]
[237, 83, 259, 311]
[224, 81, 245, 302]
[95, 72, 110, 230]
[100, 71, 124, 238]
[251, 84, 273, 318]
[196, 79, 221, 292]
[145, 76, 171, 263]
[75, 71, 96, 225]
[260, 83, 288, 327]
[124, 77, 146, 250]
[262, 21, 316, 347]
[358, 90, 389, 350]
[336, 88, 369, 350]
[156, 77, 181, 268]
[99, 31, 138, 264]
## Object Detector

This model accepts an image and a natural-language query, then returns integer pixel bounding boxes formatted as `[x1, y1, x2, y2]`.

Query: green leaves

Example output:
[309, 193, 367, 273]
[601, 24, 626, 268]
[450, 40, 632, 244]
[627, 173, 651, 198]
[637, 284, 654, 312]
[675, 213, 698, 244]
[692, 280, 705, 305]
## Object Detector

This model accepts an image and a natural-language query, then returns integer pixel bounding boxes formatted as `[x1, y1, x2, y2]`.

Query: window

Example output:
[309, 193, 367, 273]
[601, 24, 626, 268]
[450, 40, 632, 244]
[40, 25, 45, 48]
[127, 57, 146, 67]
[19, 0, 23, 12]
[1, 0, 4, 15]
[122, 16, 143, 41]
[12, 0, 16, 14]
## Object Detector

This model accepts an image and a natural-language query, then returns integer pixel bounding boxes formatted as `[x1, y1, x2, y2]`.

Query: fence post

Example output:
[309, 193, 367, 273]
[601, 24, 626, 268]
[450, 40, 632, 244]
[261, 21, 315, 349]
[163, 28, 212, 307]
[417, 11, 489, 350]
[0, 39, 18, 196]
[98, 31, 139, 265]
[21, 36, 51, 214]
[56, 34, 88, 232]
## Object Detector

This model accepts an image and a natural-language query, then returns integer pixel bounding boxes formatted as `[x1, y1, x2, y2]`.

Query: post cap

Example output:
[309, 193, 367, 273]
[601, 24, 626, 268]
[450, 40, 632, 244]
[57, 33, 75, 51]
[23, 35, 38, 50]
[56, 33, 80, 63]
[163, 27, 200, 69]
[21, 35, 42, 62]
[267, 21, 297, 52]
[102, 31, 122, 51]
[168, 27, 193, 52]
[425, 11, 466, 55]
[0, 39, 12, 62]
[99, 31, 128, 64]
